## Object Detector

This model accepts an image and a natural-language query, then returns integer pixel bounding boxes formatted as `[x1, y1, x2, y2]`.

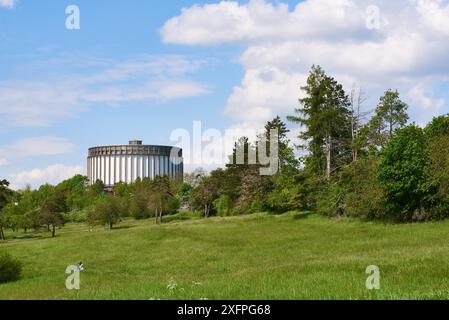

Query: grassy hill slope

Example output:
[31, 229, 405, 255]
[1, 212, 449, 300]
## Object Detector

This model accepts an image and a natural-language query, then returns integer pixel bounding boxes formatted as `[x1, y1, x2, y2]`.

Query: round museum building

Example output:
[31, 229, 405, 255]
[87, 140, 183, 187]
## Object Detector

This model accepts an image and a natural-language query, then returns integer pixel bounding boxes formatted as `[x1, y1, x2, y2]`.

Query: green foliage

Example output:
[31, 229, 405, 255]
[88, 195, 121, 229]
[264, 116, 299, 170]
[147, 176, 180, 224]
[337, 157, 386, 219]
[0, 252, 22, 284]
[0, 179, 13, 211]
[0, 180, 13, 240]
[424, 134, 449, 220]
[424, 114, 449, 138]
[128, 178, 152, 219]
[267, 175, 298, 213]
[65, 208, 90, 223]
[233, 167, 272, 214]
[316, 182, 344, 217]
[86, 180, 105, 202]
[288, 65, 352, 178]
[213, 194, 233, 216]
[378, 125, 429, 220]
[177, 182, 192, 199]
[38, 188, 67, 238]
[189, 169, 225, 217]
[267, 168, 318, 213]
[57, 175, 88, 211]
[366, 89, 409, 149]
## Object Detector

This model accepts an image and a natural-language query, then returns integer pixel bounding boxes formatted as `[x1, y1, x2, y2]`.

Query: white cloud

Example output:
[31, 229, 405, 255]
[0, 55, 210, 128]
[82, 80, 210, 104]
[0, 81, 84, 127]
[162, 0, 449, 130]
[161, 0, 364, 45]
[0, 137, 75, 163]
[0, 0, 16, 9]
[9, 164, 85, 190]
[408, 83, 445, 124]
[225, 68, 306, 127]
[416, 0, 449, 36]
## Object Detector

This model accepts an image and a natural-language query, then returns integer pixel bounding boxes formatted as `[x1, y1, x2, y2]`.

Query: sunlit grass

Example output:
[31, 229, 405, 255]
[1, 212, 449, 300]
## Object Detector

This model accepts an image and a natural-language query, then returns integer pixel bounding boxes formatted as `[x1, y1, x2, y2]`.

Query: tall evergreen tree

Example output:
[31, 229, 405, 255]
[288, 65, 351, 179]
[264, 116, 298, 170]
[367, 89, 409, 149]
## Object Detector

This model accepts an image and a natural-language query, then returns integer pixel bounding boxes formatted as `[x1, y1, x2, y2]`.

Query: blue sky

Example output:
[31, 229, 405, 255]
[1, 0, 448, 188]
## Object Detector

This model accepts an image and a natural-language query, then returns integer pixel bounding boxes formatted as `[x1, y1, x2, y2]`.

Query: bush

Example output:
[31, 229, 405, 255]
[378, 125, 429, 221]
[129, 195, 152, 220]
[65, 208, 90, 223]
[0, 253, 22, 284]
[316, 157, 386, 220]
[213, 195, 233, 216]
[339, 157, 386, 220]
[423, 134, 449, 220]
[316, 182, 344, 217]
[267, 169, 320, 213]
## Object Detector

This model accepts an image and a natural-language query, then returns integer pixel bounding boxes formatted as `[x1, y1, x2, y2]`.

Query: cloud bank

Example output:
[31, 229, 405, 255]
[0, 55, 210, 128]
[9, 164, 85, 190]
[0, 0, 16, 9]
[161, 0, 449, 129]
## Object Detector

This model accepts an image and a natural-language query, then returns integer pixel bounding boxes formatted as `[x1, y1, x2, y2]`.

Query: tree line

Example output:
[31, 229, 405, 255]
[188, 65, 449, 222]
[0, 174, 182, 239]
[1, 65, 449, 240]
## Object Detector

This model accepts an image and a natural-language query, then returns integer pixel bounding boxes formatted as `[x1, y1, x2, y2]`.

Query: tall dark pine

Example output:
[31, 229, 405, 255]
[367, 89, 409, 149]
[288, 65, 351, 179]
[264, 116, 298, 171]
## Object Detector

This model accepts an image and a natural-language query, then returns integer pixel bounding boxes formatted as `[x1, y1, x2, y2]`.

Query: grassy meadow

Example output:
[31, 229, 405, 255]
[1, 212, 449, 300]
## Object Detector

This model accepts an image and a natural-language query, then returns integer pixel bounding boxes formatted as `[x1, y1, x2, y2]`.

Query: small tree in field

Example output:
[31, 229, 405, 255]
[148, 176, 178, 224]
[39, 188, 67, 238]
[88, 195, 121, 230]
[189, 174, 221, 218]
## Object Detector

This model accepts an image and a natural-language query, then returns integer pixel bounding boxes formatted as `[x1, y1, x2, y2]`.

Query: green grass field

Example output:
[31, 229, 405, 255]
[1, 212, 449, 300]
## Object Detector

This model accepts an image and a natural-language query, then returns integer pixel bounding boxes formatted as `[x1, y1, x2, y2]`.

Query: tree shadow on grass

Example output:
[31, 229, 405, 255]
[13, 234, 44, 240]
[112, 225, 134, 231]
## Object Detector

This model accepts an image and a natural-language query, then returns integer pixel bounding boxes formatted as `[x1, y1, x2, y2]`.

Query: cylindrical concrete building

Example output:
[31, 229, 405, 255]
[87, 140, 183, 187]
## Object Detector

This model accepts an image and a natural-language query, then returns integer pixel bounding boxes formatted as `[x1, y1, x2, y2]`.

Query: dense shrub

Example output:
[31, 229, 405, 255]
[316, 157, 386, 219]
[339, 157, 386, 219]
[316, 182, 344, 217]
[129, 194, 152, 220]
[378, 125, 430, 221]
[213, 195, 233, 216]
[0, 253, 22, 284]
[424, 135, 449, 220]
[65, 208, 90, 223]
[267, 170, 320, 213]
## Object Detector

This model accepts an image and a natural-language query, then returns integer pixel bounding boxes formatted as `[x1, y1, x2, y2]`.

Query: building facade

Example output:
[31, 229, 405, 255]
[87, 140, 183, 187]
